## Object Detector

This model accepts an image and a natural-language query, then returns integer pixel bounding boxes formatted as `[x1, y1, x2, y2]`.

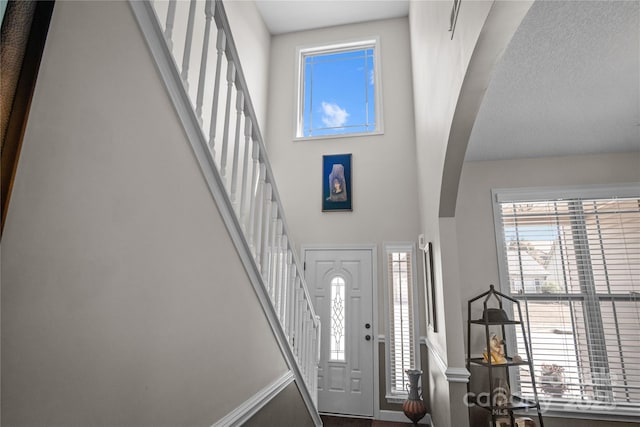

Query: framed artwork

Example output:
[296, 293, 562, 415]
[322, 154, 352, 212]
[423, 241, 438, 332]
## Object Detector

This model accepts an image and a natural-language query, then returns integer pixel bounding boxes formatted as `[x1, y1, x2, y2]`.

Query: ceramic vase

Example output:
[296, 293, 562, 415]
[403, 369, 427, 425]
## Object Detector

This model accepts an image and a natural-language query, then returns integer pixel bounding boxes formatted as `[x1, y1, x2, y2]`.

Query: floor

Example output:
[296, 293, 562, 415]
[320, 415, 419, 427]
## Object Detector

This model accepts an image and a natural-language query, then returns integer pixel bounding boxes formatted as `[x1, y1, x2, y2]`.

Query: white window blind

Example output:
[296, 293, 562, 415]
[386, 247, 417, 395]
[493, 188, 640, 414]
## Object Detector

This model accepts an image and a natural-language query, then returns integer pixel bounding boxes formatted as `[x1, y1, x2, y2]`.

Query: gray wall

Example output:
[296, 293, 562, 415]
[265, 16, 420, 281]
[409, 2, 494, 426]
[1, 2, 291, 425]
[456, 152, 640, 427]
[265, 16, 420, 413]
[244, 382, 315, 427]
[222, 0, 271, 130]
[456, 152, 640, 344]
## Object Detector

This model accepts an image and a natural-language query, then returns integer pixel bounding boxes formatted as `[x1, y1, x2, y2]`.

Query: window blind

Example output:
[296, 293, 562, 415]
[387, 250, 416, 394]
[494, 192, 640, 412]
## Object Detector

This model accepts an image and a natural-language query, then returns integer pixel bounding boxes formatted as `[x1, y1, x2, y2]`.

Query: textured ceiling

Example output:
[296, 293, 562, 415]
[465, 0, 640, 161]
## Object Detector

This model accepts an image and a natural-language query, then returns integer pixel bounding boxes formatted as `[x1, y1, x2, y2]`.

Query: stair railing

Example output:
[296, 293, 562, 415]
[129, 0, 321, 422]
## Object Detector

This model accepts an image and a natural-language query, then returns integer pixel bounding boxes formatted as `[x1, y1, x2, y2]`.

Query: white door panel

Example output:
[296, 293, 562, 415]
[305, 249, 374, 417]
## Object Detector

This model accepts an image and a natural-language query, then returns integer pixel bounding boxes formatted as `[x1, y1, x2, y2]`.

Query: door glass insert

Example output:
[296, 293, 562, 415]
[330, 276, 346, 361]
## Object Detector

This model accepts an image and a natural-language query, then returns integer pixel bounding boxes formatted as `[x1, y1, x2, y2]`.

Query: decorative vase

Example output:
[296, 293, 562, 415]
[403, 369, 427, 425]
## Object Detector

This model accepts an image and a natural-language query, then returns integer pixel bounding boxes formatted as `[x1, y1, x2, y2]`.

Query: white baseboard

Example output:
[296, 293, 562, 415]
[211, 371, 295, 427]
[378, 410, 431, 425]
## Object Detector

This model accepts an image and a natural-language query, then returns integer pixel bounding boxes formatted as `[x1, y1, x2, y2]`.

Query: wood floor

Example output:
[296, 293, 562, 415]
[320, 414, 419, 426]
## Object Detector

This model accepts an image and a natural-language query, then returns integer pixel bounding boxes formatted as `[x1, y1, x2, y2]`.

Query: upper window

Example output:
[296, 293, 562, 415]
[384, 244, 419, 401]
[493, 185, 640, 416]
[296, 39, 382, 139]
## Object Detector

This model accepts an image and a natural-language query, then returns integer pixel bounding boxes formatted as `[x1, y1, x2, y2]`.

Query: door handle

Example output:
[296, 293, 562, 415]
[365, 334, 371, 341]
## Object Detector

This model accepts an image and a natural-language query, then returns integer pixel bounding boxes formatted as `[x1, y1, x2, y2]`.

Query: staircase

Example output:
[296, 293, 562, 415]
[129, 0, 321, 424]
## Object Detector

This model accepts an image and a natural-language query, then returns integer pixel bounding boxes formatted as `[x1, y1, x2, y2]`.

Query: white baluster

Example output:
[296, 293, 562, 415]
[303, 313, 311, 379]
[314, 317, 321, 405]
[286, 267, 297, 342]
[315, 315, 322, 364]
[273, 220, 284, 312]
[261, 183, 272, 280]
[310, 314, 316, 379]
[281, 244, 291, 326]
[220, 61, 236, 187]
[164, 0, 177, 52]
[195, 0, 214, 124]
[296, 286, 303, 361]
[208, 28, 226, 157]
[270, 217, 279, 304]
[239, 118, 253, 232]
[230, 91, 244, 211]
[303, 305, 310, 374]
[253, 164, 266, 269]
[248, 153, 261, 256]
[290, 276, 299, 346]
[296, 292, 304, 366]
[180, 0, 197, 91]
[278, 234, 289, 329]
[268, 203, 279, 299]
[284, 262, 292, 339]
[309, 313, 316, 389]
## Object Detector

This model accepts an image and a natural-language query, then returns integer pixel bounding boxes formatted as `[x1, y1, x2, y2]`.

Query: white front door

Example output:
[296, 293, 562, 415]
[304, 248, 374, 417]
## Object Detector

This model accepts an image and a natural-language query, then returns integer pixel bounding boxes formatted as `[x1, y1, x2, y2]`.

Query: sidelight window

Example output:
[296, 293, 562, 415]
[384, 244, 419, 400]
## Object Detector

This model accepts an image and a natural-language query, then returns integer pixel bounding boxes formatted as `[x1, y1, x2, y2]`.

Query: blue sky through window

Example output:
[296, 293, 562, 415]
[302, 47, 376, 137]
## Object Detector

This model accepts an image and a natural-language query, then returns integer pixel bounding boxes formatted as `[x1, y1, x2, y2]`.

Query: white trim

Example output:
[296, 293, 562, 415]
[540, 405, 640, 424]
[129, 3, 321, 426]
[378, 410, 431, 425]
[443, 367, 471, 383]
[301, 243, 378, 252]
[382, 242, 421, 399]
[371, 245, 380, 422]
[384, 394, 407, 404]
[293, 129, 384, 142]
[211, 371, 295, 427]
[421, 336, 446, 377]
[492, 182, 640, 203]
[301, 244, 378, 419]
[421, 336, 470, 384]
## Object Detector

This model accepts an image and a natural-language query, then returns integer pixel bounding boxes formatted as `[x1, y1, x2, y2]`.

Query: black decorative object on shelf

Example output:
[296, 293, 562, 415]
[466, 285, 544, 427]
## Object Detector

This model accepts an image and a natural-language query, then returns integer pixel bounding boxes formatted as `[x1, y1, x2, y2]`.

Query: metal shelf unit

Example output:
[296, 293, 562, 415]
[466, 285, 545, 427]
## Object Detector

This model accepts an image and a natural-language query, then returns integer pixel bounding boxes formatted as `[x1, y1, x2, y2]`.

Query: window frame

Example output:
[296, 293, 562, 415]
[294, 37, 384, 141]
[383, 242, 420, 403]
[491, 183, 640, 421]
